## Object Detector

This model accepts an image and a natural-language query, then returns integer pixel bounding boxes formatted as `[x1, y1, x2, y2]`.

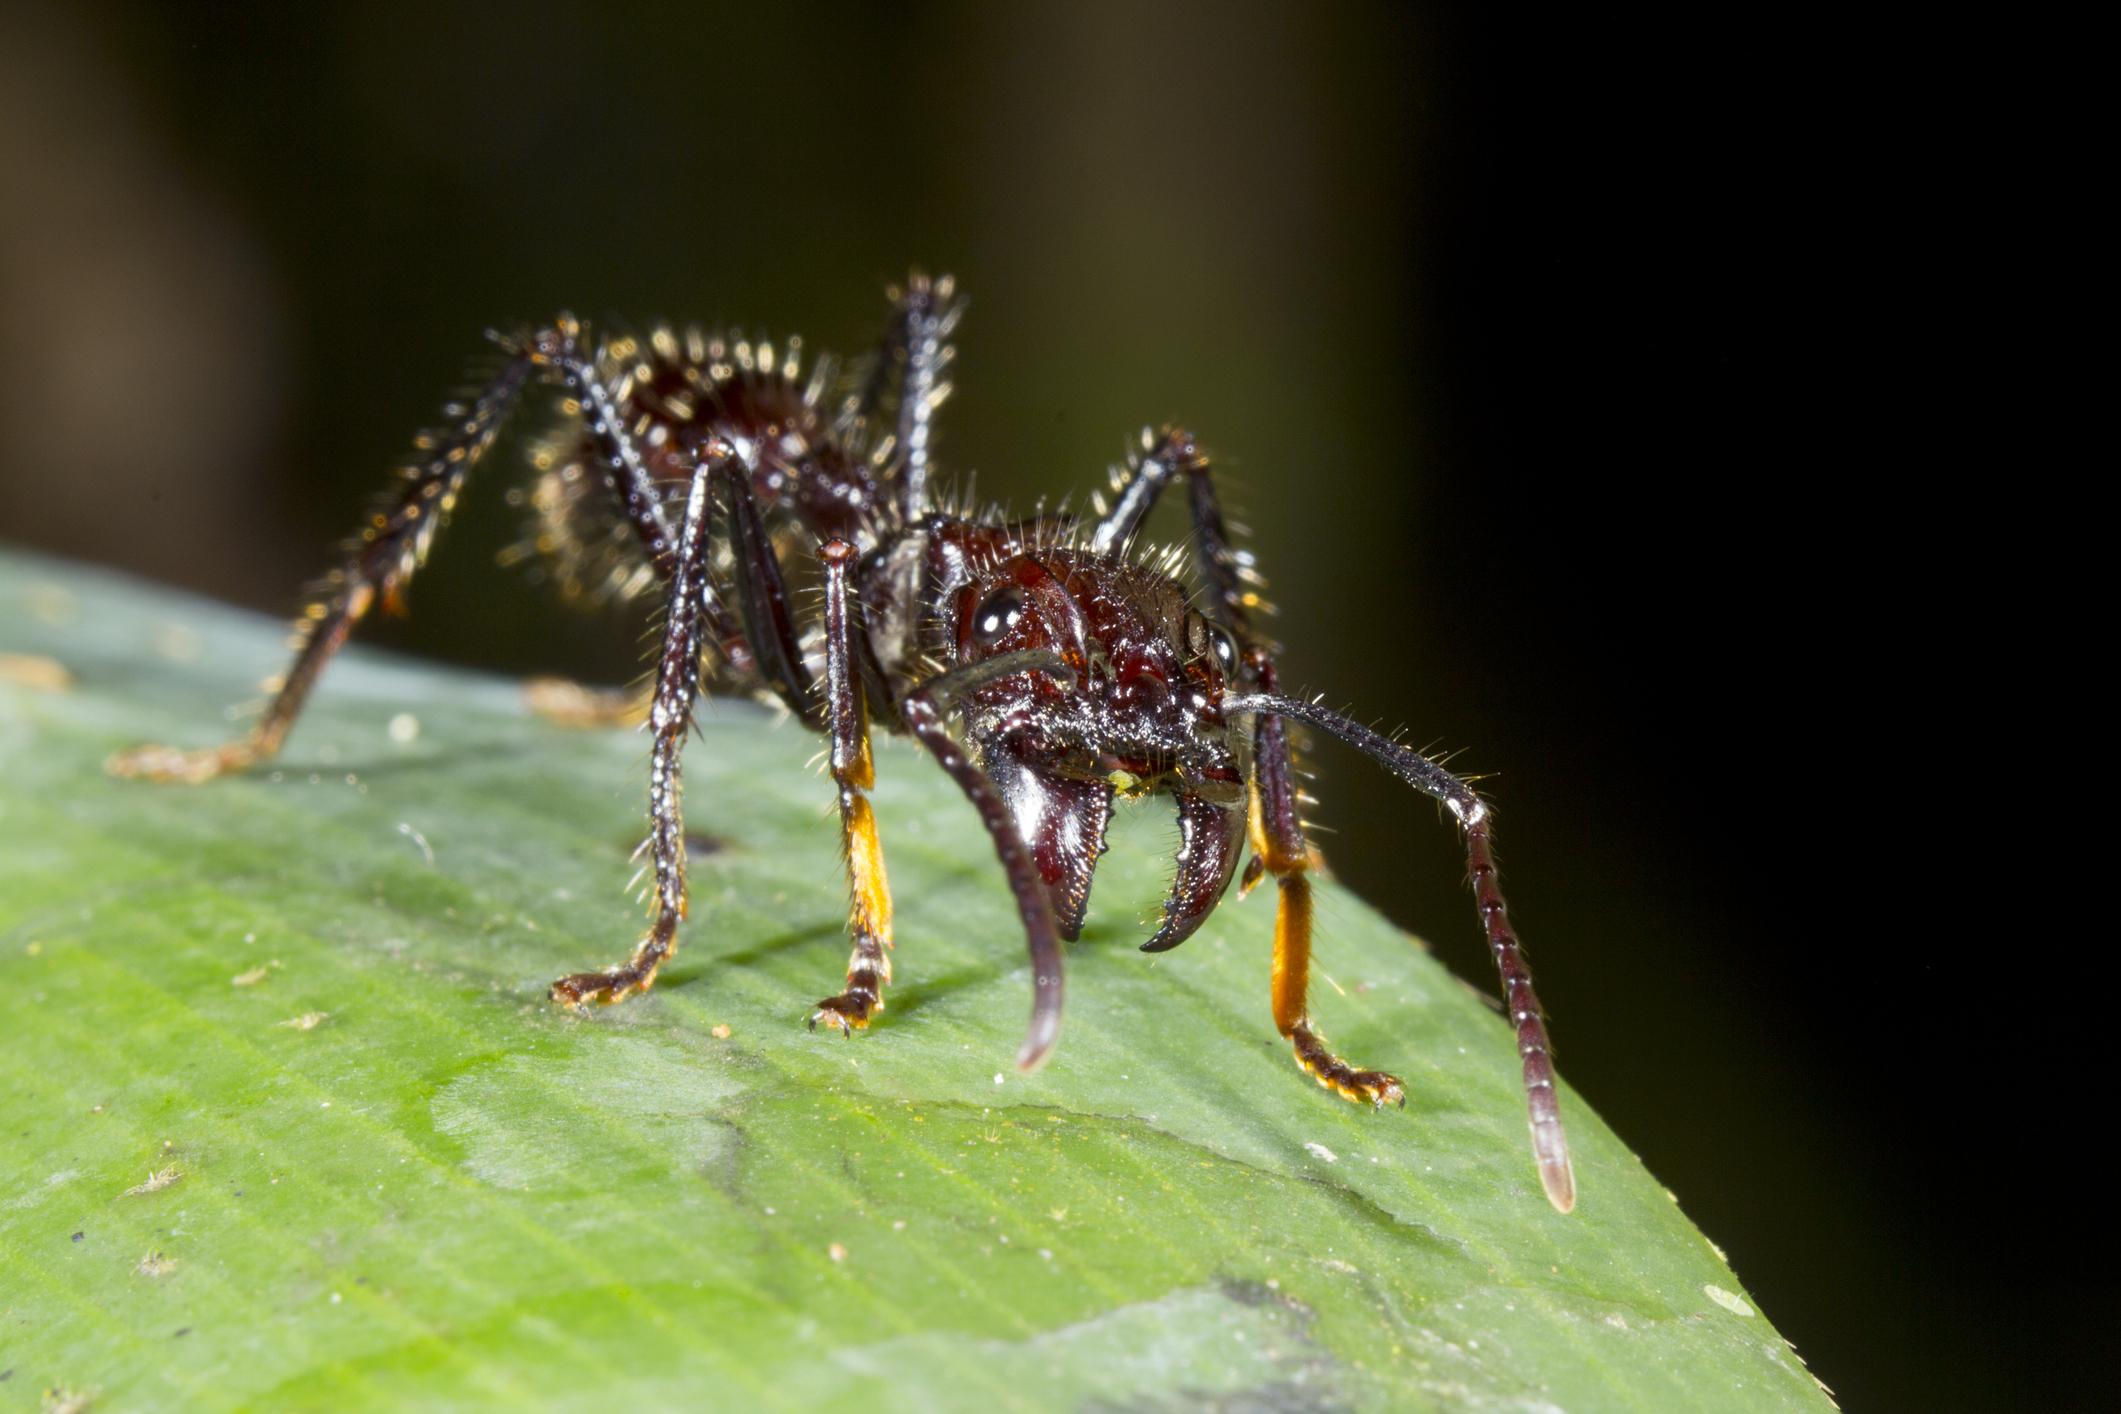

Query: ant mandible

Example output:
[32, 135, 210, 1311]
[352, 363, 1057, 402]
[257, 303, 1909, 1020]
[109, 272, 1576, 1212]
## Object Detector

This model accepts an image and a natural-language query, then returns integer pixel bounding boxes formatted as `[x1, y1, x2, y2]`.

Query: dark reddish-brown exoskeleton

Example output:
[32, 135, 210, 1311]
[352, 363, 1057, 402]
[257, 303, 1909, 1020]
[110, 274, 1575, 1211]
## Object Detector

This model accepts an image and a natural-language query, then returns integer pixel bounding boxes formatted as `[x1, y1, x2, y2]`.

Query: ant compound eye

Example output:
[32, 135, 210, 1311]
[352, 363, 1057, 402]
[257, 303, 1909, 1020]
[970, 586, 1026, 647]
[1184, 612, 1240, 676]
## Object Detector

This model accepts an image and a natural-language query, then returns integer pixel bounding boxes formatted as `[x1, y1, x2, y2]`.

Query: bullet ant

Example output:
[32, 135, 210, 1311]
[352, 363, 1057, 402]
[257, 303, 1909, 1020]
[110, 273, 1575, 1211]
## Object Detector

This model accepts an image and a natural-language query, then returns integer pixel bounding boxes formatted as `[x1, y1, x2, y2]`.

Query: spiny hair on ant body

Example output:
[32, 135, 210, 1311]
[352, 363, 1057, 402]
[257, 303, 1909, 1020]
[106, 270, 1577, 1213]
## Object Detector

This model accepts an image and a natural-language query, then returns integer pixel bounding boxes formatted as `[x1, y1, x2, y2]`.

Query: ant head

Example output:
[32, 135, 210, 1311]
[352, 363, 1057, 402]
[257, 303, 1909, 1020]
[947, 549, 1241, 773]
[946, 548, 1248, 951]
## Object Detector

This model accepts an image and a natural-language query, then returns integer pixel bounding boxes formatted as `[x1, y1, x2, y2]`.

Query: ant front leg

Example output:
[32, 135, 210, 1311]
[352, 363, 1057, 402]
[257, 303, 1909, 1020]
[1247, 667, 1406, 1110]
[107, 350, 538, 783]
[1093, 429, 1402, 1107]
[1224, 692, 1577, 1214]
[548, 443, 730, 1009]
[808, 540, 895, 1035]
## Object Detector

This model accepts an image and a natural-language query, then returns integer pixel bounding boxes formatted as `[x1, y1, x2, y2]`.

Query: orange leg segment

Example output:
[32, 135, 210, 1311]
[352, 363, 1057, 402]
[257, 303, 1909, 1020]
[1250, 741, 1405, 1109]
[809, 540, 895, 1035]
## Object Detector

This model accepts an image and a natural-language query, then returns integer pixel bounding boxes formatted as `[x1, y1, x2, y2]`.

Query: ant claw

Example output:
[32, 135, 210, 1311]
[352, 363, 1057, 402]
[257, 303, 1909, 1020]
[808, 1001, 863, 1037]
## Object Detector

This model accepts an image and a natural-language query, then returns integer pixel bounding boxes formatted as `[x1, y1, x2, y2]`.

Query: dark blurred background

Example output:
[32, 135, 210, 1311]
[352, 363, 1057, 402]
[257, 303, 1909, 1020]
[0, 3, 2088, 1408]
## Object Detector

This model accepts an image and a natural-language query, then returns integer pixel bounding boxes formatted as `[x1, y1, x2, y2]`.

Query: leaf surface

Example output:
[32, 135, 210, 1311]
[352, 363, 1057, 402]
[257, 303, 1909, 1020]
[0, 550, 1830, 1412]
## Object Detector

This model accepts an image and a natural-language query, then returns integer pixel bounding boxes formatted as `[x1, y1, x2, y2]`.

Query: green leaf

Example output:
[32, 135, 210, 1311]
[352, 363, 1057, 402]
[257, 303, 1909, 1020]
[0, 548, 1830, 1413]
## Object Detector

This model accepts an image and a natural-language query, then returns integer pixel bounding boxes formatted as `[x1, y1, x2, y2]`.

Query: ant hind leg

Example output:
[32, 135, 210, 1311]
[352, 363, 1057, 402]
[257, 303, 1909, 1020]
[107, 349, 538, 783]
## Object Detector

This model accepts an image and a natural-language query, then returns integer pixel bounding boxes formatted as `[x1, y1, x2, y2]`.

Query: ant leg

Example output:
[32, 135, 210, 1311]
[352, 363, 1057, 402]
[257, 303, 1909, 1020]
[808, 540, 895, 1035]
[548, 442, 730, 1009]
[1224, 692, 1576, 1214]
[1095, 431, 1395, 1101]
[1090, 429, 1200, 553]
[887, 273, 958, 521]
[1246, 658, 1407, 1110]
[518, 319, 760, 724]
[107, 349, 539, 783]
[1090, 426, 1262, 628]
[526, 319, 679, 577]
[898, 650, 1077, 1072]
[838, 272, 963, 521]
[527, 317, 751, 663]
[711, 461, 823, 729]
[1108, 428, 1573, 1207]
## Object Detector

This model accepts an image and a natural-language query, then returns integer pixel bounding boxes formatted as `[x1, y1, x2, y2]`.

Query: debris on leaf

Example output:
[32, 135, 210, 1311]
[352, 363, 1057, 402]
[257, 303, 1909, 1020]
[1704, 1284, 1755, 1317]
[0, 653, 71, 691]
[119, 1166, 182, 1198]
[39, 1385, 95, 1414]
[524, 677, 647, 727]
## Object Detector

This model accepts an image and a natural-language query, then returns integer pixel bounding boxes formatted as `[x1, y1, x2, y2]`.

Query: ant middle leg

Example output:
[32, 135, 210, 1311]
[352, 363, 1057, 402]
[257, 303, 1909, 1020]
[808, 539, 894, 1035]
[548, 446, 836, 1012]
[548, 442, 733, 1009]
